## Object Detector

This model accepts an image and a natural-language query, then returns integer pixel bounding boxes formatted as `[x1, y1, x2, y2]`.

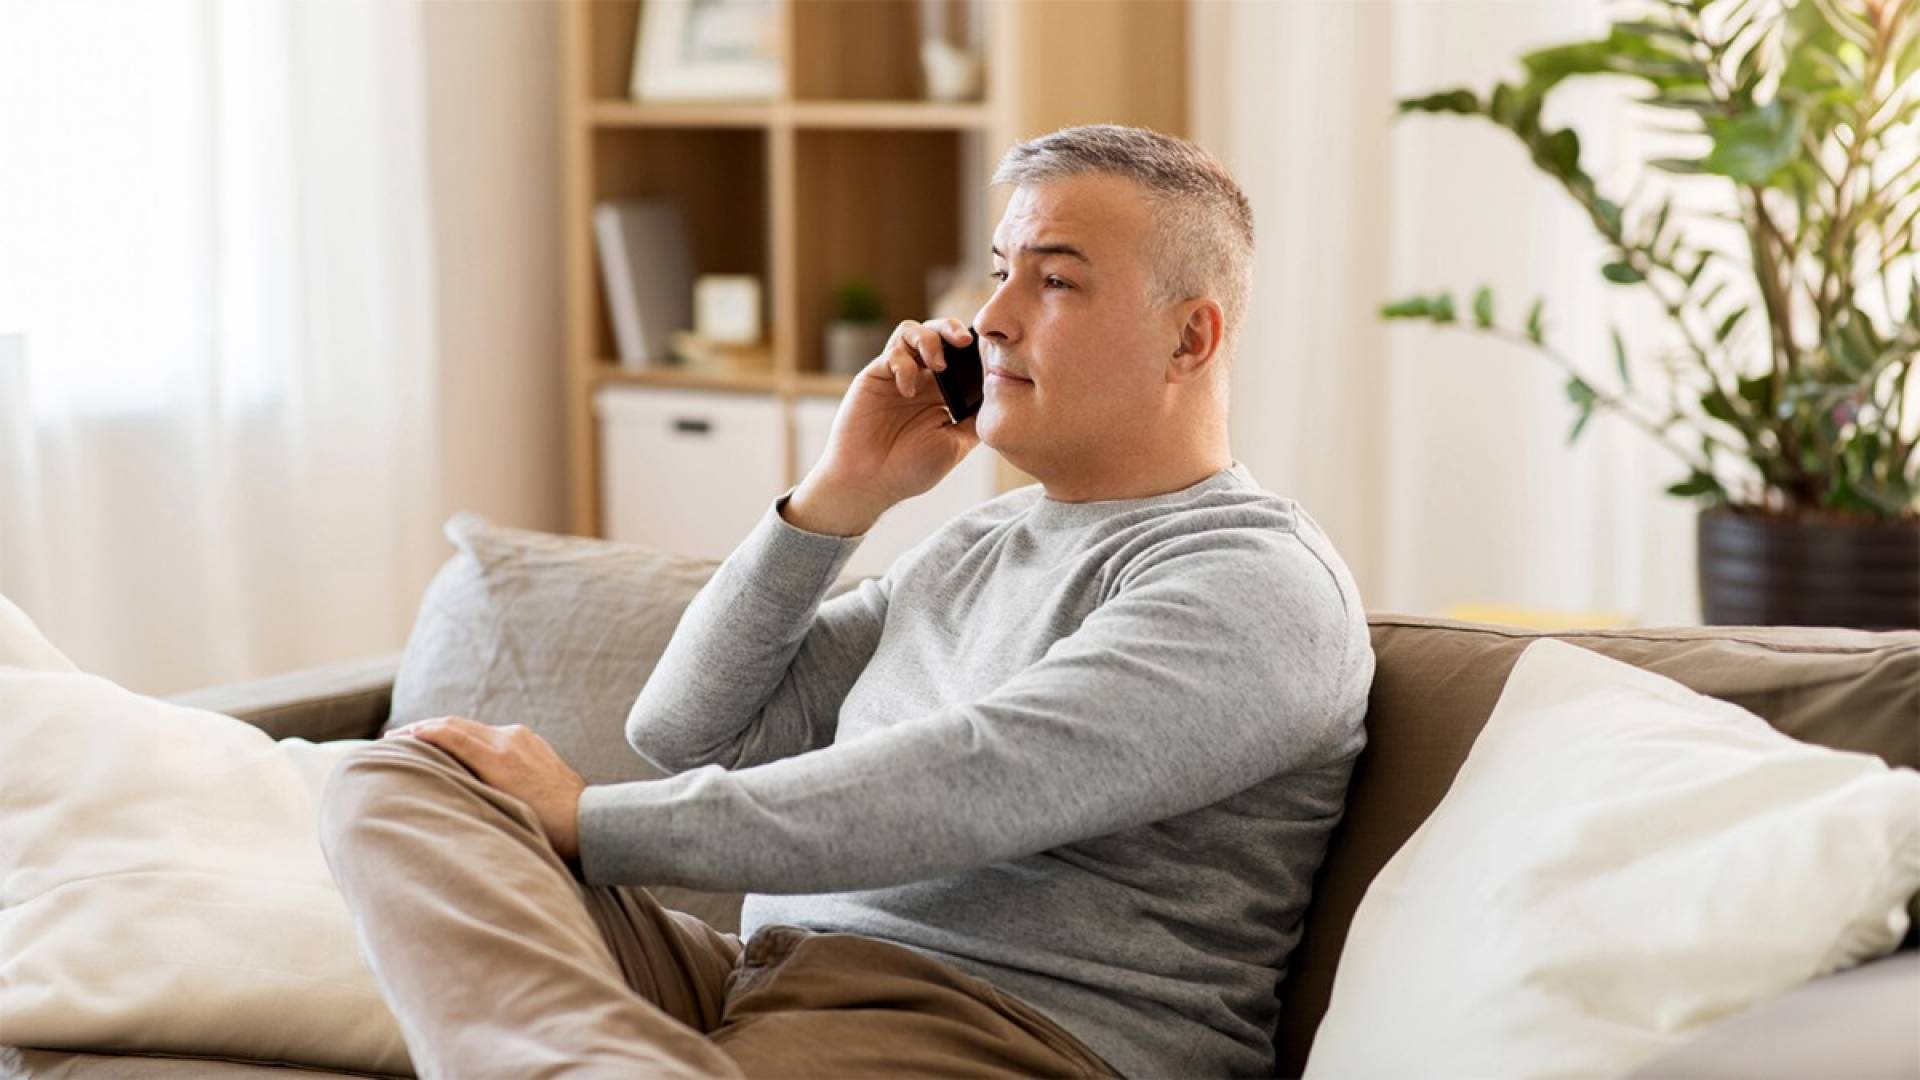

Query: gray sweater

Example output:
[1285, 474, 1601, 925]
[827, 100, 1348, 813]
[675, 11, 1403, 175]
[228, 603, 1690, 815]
[578, 463, 1375, 1078]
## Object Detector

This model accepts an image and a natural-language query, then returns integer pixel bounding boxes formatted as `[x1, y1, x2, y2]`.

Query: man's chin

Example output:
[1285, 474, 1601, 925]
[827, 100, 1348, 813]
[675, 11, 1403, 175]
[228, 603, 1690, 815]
[974, 402, 1013, 453]
[974, 404, 1041, 479]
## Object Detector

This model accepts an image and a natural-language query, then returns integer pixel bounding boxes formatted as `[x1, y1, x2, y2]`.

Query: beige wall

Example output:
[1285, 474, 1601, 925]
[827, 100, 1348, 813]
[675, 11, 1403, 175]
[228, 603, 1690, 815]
[419, 0, 567, 535]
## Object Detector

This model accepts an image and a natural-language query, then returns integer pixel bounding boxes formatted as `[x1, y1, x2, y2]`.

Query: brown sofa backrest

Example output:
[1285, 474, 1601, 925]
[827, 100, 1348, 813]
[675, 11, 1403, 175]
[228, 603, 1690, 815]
[1272, 615, 1920, 1076]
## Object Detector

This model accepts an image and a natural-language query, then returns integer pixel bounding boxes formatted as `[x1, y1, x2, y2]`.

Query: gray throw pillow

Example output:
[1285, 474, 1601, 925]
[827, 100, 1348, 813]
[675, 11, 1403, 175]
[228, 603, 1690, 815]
[389, 511, 720, 786]
[390, 511, 860, 933]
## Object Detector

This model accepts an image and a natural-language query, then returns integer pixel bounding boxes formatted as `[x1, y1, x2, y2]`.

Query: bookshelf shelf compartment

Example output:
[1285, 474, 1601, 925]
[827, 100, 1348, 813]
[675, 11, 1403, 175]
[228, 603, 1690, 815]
[587, 127, 769, 366]
[792, 128, 965, 379]
[790, 0, 948, 104]
[561, 0, 1188, 536]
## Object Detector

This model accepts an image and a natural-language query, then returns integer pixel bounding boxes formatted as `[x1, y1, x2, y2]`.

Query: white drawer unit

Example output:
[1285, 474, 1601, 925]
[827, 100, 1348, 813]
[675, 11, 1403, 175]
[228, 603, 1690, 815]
[793, 397, 1001, 579]
[595, 385, 787, 561]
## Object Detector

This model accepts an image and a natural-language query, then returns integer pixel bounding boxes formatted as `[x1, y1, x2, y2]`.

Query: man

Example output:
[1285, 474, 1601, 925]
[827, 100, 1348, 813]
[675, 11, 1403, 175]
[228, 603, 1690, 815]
[321, 124, 1375, 1078]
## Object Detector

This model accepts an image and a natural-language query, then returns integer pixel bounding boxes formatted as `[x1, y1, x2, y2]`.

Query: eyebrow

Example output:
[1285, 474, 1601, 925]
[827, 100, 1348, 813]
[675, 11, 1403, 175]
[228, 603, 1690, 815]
[991, 242, 1092, 266]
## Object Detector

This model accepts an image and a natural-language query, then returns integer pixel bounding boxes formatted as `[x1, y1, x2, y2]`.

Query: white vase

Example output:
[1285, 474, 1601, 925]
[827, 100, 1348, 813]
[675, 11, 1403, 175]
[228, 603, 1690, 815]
[920, 39, 982, 102]
[824, 321, 892, 376]
[917, 0, 984, 102]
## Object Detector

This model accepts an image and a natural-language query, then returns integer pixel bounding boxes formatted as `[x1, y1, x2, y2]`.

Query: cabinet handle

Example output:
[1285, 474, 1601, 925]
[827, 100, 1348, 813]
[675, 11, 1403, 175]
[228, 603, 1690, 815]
[672, 418, 712, 435]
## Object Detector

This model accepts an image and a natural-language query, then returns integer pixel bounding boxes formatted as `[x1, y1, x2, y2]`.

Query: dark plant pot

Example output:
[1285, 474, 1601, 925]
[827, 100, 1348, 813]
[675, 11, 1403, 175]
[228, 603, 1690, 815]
[1697, 507, 1920, 630]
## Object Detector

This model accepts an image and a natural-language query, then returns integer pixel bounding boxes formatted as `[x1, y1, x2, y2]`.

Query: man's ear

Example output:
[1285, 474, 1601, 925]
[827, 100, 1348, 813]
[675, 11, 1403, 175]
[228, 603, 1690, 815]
[1167, 299, 1225, 382]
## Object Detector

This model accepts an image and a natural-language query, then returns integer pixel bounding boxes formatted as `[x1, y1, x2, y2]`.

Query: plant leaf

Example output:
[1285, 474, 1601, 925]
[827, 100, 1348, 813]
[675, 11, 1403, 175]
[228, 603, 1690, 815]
[1537, 128, 1583, 178]
[1646, 198, 1673, 250]
[1825, 323, 1871, 376]
[1715, 305, 1749, 342]
[1637, 89, 1720, 118]
[1700, 100, 1806, 185]
[1566, 375, 1597, 407]
[1603, 261, 1645, 284]
[1683, 250, 1715, 285]
[1701, 387, 1741, 425]
[1697, 279, 1729, 311]
[1666, 470, 1725, 499]
[1526, 298, 1546, 344]
[1594, 197, 1624, 235]
[1520, 39, 1618, 87]
[1612, 326, 1631, 388]
[1613, 20, 1698, 46]
[1398, 89, 1480, 116]
[1567, 376, 1599, 444]
[1473, 286, 1495, 328]
[1737, 373, 1775, 413]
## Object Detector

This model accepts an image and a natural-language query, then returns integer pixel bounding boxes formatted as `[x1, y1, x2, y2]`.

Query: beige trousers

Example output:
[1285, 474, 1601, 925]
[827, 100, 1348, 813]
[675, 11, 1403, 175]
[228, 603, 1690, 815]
[318, 739, 1120, 1080]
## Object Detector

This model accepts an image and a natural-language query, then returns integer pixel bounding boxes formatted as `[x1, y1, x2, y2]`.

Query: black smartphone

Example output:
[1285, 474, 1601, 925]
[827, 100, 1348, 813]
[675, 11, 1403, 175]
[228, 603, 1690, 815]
[933, 326, 984, 424]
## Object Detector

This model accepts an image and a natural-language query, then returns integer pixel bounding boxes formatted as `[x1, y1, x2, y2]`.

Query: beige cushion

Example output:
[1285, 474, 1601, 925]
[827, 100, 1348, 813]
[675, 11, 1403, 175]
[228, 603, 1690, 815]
[388, 512, 859, 933]
[0, 594, 411, 1077]
[1276, 616, 1920, 1075]
[1304, 639, 1920, 1077]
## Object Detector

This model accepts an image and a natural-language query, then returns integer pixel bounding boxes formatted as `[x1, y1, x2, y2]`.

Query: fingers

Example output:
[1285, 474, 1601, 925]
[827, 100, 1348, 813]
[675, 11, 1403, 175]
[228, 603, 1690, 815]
[919, 319, 974, 370]
[386, 714, 478, 740]
[405, 723, 466, 752]
[880, 319, 974, 400]
[384, 715, 501, 761]
[887, 348, 919, 397]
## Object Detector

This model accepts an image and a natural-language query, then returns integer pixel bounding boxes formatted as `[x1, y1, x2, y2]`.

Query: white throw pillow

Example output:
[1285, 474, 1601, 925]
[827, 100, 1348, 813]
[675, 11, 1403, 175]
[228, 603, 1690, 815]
[1306, 638, 1920, 1080]
[0, 593, 411, 1076]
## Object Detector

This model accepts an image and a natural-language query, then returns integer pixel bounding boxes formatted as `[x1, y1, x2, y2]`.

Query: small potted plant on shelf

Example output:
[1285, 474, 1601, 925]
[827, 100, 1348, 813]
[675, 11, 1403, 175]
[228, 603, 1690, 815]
[825, 275, 892, 376]
[1383, 0, 1920, 629]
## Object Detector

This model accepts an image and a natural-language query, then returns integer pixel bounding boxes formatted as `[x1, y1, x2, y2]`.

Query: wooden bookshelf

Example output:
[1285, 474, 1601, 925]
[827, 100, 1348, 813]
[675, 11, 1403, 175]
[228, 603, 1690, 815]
[559, 0, 1188, 537]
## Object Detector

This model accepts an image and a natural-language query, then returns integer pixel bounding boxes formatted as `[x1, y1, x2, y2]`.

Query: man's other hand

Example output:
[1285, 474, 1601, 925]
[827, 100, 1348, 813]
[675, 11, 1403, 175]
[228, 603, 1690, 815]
[383, 716, 587, 860]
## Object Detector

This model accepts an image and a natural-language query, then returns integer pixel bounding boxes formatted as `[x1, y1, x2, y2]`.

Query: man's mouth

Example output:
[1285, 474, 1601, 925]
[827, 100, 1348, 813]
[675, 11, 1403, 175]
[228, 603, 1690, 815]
[986, 365, 1032, 385]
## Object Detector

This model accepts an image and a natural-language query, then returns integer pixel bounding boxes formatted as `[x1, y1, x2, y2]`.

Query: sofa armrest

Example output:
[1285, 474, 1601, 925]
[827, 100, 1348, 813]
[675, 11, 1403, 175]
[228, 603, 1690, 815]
[164, 653, 401, 743]
[1627, 949, 1920, 1078]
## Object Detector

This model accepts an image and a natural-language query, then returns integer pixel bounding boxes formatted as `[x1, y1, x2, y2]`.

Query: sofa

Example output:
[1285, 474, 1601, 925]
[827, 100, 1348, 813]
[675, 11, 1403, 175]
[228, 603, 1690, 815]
[5, 614, 1916, 1079]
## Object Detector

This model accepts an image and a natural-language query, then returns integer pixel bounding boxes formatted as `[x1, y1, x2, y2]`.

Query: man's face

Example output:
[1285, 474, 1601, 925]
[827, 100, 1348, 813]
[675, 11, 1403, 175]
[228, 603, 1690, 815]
[971, 175, 1174, 474]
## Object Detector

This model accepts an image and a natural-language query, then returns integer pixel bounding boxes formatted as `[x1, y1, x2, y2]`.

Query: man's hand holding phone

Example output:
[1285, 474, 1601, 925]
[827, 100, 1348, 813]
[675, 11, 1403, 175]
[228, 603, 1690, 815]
[784, 318, 979, 537]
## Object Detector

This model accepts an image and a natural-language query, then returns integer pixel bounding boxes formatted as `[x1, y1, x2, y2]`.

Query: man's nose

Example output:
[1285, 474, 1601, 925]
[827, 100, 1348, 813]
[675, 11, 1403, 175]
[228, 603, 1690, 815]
[972, 288, 1016, 346]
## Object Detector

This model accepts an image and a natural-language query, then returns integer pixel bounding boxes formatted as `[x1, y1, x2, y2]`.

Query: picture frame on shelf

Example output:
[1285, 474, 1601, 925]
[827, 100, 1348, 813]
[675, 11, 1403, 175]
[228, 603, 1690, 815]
[630, 0, 782, 102]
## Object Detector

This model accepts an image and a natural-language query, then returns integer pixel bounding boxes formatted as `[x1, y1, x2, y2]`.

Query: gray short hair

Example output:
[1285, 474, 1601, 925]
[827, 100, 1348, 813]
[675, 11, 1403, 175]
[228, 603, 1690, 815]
[990, 124, 1254, 355]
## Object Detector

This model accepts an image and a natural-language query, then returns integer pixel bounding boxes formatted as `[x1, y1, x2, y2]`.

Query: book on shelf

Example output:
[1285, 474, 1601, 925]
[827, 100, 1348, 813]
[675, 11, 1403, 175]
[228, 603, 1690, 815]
[592, 200, 693, 368]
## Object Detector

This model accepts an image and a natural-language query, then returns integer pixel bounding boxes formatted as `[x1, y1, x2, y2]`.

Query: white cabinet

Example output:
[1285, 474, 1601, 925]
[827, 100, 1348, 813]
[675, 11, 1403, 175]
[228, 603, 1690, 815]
[595, 385, 1002, 571]
[792, 397, 1001, 579]
[595, 385, 786, 560]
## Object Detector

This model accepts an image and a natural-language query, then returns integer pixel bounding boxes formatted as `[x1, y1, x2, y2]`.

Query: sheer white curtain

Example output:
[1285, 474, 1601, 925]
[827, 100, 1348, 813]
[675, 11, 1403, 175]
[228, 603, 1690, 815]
[1194, 0, 1704, 626]
[0, 0, 443, 695]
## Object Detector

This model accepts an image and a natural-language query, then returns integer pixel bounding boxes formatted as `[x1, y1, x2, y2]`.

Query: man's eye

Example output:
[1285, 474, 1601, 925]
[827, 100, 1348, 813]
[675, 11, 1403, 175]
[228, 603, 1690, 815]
[985, 270, 1070, 290]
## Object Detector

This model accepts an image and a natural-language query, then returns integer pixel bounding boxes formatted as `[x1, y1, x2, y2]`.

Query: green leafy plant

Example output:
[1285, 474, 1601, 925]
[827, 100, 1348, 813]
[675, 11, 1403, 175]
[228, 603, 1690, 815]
[830, 275, 887, 323]
[1384, 0, 1920, 520]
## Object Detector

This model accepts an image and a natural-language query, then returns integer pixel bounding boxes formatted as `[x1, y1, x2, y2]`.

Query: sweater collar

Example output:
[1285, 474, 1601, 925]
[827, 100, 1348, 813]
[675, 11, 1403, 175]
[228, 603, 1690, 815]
[1024, 462, 1254, 532]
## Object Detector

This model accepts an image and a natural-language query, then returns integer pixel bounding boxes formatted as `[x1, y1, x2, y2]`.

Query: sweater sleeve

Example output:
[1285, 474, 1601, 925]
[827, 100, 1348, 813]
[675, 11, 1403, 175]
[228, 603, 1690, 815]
[622, 494, 890, 775]
[577, 529, 1369, 892]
